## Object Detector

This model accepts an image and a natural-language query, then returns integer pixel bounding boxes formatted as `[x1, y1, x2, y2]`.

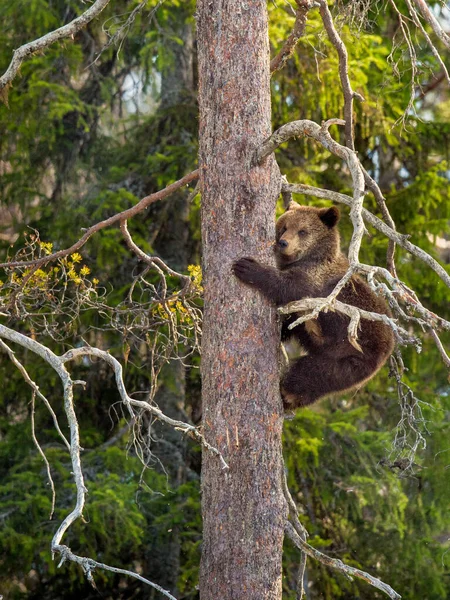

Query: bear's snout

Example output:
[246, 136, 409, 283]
[278, 239, 288, 249]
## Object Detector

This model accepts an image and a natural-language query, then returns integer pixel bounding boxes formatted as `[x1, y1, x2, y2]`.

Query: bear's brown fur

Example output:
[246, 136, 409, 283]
[233, 201, 394, 409]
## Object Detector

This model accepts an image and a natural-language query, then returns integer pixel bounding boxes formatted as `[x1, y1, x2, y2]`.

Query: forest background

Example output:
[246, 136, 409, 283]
[0, 0, 449, 599]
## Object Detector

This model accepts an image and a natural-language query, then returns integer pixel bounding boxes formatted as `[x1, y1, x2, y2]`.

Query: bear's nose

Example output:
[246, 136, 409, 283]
[278, 239, 288, 249]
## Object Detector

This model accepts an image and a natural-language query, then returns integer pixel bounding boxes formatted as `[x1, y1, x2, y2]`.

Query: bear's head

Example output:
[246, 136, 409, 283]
[275, 201, 340, 265]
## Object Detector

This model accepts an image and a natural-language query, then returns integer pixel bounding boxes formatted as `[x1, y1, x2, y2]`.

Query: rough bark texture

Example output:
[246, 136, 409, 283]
[197, 2, 285, 599]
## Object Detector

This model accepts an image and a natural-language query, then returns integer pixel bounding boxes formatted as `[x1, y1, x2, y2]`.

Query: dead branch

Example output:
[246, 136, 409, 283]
[55, 544, 177, 600]
[30, 390, 56, 519]
[388, 1, 417, 127]
[0, 338, 70, 449]
[278, 297, 417, 348]
[282, 468, 308, 598]
[388, 352, 429, 469]
[411, 0, 450, 50]
[60, 346, 229, 469]
[404, 0, 450, 86]
[317, 0, 365, 150]
[93, 0, 166, 65]
[361, 167, 398, 276]
[0, 170, 199, 270]
[285, 522, 402, 599]
[0, 0, 112, 103]
[430, 329, 450, 369]
[270, 1, 313, 74]
[0, 321, 227, 590]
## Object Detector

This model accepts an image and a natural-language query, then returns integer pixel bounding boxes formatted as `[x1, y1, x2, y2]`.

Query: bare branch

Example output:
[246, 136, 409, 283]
[30, 391, 56, 520]
[0, 337, 70, 450]
[0, 170, 199, 270]
[285, 522, 402, 600]
[0, 322, 227, 590]
[55, 544, 177, 600]
[270, 1, 312, 74]
[405, 0, 450, 86]
[278, 297, 417, 347]
[411, 0, 450, 49]
[388, 352, 429, 469]
[0, 0, 112, 103]
[317, 0, 365, 150]
[361, 168, 398, 276]
[388, 1, 417, 127]
[60, 346, 229, 470]
[430, 329, 450, 369]
[282, 468, 308, 598]
[93, 0, 167, 65]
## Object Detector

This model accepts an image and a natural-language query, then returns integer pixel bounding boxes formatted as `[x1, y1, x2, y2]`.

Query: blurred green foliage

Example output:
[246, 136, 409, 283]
[0, 0, 449, 599]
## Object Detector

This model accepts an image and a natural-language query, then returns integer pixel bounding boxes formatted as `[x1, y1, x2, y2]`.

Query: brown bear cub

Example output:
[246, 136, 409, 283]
[233, 201, 394, 409]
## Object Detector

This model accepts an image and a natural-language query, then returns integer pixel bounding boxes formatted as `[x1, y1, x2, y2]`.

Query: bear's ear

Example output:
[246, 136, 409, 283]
[319, 206, 340, 228]
[286, 200, 299, 212]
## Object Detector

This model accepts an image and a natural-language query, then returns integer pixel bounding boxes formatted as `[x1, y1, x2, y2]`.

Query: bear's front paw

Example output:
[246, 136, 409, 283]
[232, 257, 259, 284]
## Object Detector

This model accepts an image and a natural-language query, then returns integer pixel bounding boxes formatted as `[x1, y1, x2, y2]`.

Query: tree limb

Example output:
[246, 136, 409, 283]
[411, 0, 450, 49]
[279, 296, 418, 348]
[285, 522, 402, 600]
[404, 0, 450, 86]
[0, 170, 199, 270]
[120, 219, 191, 286]
[55, 544, 178, 600]
[0, 321, 228, 591]
[0, 0, 112, 103]
[270, 1, 312, 74]
[317, 0, 365, 150]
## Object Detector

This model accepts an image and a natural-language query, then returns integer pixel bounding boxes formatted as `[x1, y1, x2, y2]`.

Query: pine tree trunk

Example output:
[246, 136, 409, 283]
[197, 2, 286, 598]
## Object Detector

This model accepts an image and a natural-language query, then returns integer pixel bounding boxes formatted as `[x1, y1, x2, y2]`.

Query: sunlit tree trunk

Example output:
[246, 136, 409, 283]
[197, 1, 286, 598]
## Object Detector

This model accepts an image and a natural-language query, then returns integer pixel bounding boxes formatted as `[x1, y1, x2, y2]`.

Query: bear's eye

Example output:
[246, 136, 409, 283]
[298, 229, 308, 237]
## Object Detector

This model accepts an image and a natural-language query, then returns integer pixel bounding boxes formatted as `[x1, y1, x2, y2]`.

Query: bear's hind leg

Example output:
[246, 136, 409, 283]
[281, 355, 329, 409]
[281, 353, 380, 409]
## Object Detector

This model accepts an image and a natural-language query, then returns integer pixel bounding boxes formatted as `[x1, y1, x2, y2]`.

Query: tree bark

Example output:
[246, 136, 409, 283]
[197, 2, 285, 599]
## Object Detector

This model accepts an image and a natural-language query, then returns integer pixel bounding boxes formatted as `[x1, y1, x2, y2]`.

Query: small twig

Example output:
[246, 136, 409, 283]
[404, 0, 450, 87]
[430, 329, 450, 369]
[361, 167, 398, 276]
[388, 1, 417, 127]
[30, 391, 56, 520]
[92, 0, 166, 65]
[120, 219, 191, 285]
[0, 338, 70, 449]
